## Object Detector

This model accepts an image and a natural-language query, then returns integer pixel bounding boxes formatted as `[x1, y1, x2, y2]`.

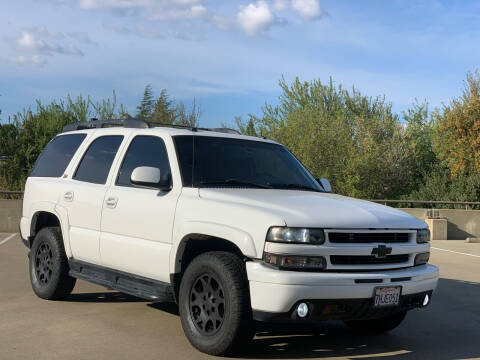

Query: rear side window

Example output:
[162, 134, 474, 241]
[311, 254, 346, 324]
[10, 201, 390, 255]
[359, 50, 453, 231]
[73, 135, 123, 184]
[116, 135, 172, 187]
[30, 134, 87, 178]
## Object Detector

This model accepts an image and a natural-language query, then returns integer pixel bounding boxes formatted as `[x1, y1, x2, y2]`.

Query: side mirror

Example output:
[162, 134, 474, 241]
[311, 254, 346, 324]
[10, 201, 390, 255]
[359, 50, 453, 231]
[131, 166, 170, 190]
[317, 178, 332, 193]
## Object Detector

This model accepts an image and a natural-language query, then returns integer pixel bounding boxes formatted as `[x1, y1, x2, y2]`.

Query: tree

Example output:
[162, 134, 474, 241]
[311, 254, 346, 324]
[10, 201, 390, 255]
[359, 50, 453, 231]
[175, 99, 200, 127]
[398, 100, 437, 194]
[234, 117, 257, 136]
[0, 93, 129, 191]
[136, 84, 155, 120]
[150, 89, 176, 124]
[238, 77, 414, 199]
[434, 71, 480, 177]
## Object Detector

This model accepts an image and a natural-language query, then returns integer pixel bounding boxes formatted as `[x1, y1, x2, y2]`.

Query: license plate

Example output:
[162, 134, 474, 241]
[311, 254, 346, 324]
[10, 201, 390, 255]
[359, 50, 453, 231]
[373, 286, 401, 307]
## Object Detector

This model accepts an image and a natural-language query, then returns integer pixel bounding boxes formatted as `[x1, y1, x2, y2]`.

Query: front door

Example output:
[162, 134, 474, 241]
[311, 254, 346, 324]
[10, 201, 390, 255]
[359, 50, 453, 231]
[100, 135, 180, 282]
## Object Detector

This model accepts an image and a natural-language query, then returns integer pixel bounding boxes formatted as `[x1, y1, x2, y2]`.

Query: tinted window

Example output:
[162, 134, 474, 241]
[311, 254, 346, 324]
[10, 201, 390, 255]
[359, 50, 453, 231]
[74, 136, 123, 184]
[173, 135, 194, 187]
[116, 136, 172, 187]
[173, 136, 322, 192]
[30, 134, 87, 177]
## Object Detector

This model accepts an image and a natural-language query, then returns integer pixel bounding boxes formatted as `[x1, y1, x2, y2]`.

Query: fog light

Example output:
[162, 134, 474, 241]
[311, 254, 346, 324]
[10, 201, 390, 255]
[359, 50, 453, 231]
[297, 303, 309, 318]
[414, 252, 430, 266]
[263, 252, 326, 270]
[423, 294, 430, 307]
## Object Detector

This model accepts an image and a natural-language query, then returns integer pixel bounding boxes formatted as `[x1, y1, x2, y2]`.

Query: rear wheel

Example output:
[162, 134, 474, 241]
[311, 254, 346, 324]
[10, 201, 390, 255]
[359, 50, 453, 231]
[29, 227, 76, 300]
[344, 311, 407, 334]
[179, 251, 253, 356]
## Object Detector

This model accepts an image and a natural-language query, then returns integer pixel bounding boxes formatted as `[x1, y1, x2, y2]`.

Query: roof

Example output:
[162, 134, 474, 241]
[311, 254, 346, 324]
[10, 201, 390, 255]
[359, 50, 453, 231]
[60, 118, 276, 143]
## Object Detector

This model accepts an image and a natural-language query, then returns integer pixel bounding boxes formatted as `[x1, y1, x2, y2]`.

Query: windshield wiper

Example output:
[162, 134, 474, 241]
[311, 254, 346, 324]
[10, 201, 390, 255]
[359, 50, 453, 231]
[269, 183, 323, 192]
[199, 179, 273, 189]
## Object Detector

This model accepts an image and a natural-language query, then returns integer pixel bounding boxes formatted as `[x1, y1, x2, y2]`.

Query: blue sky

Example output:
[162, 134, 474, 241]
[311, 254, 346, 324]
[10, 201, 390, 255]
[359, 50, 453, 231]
[1, 0, 480, 127]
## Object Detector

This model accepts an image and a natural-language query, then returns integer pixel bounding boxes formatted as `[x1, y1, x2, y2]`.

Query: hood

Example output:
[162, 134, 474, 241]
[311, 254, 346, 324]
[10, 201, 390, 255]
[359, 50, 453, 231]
[198, 188, 426, 229]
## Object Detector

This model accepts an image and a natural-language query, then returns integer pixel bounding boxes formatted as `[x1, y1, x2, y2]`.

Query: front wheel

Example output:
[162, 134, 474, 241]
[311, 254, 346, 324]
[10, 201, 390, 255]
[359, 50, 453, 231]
[179, 251, 253, 356]
[344, 311, 407, 334]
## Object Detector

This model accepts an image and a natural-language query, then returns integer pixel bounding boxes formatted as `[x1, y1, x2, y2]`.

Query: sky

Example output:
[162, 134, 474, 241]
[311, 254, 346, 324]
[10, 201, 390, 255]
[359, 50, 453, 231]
[1, 0, 480, 128]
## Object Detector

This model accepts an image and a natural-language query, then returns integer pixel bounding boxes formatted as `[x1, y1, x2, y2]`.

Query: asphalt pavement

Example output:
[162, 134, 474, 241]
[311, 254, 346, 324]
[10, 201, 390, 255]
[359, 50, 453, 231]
[1, 233, 479, 360]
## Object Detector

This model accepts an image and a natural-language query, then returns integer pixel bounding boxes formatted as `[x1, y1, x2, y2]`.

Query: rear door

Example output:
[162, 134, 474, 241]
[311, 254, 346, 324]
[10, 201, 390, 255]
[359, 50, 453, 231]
[100, 134, 180, 282]
[60, 134, 125, 264]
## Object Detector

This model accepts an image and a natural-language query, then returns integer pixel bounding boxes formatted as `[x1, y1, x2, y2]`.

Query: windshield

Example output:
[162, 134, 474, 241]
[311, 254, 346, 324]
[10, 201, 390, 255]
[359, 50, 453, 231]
[173, 135, 323, 192]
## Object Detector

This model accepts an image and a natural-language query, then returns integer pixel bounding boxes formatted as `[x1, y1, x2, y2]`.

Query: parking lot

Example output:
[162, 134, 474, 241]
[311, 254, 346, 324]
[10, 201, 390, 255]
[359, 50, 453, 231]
[0, 233, 479, 360]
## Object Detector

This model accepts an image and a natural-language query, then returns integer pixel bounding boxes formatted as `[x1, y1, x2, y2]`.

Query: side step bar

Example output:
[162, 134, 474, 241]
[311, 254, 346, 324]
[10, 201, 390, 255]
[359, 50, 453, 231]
[69, 260, 174, 303]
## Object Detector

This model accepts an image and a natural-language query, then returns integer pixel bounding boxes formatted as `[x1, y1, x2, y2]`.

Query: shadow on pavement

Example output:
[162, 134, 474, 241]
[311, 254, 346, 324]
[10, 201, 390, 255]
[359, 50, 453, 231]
[238, 278, 480, 359]
[65, 278, 480, 359]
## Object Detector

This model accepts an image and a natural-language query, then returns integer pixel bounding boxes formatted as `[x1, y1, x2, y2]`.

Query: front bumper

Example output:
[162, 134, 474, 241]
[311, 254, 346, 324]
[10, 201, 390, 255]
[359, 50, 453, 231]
[246, 262, 438, 319]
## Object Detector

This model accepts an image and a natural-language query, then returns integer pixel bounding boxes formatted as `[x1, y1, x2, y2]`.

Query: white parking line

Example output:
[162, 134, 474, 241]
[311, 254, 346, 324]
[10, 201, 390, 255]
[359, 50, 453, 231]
[0, 234, 16, 246]
[431, 246, 480, 258]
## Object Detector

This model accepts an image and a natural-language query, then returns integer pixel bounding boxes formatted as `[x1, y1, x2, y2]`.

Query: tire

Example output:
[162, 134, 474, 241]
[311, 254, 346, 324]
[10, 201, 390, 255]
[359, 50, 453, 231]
[179, 251, 253, 356]
[344, 311, 407, 334]
[29, 227, 76, 300]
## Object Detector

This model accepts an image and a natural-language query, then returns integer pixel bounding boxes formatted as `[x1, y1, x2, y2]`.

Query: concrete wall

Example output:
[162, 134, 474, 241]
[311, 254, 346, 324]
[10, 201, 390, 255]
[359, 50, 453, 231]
[400, 208, 480, 240]
[0, 200, 22, 233]
[0, 199, 479, 240]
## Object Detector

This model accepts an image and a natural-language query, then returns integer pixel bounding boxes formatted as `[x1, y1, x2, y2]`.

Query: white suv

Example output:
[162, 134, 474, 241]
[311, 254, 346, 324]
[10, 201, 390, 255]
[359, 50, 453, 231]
[20, 118, 438, 355]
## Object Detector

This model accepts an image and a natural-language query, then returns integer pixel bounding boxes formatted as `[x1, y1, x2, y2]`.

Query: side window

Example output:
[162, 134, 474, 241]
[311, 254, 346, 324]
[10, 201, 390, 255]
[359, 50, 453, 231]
[116, 135, 172, 188]
[73, 135, 123, 184]
[30, 134, 87, 177]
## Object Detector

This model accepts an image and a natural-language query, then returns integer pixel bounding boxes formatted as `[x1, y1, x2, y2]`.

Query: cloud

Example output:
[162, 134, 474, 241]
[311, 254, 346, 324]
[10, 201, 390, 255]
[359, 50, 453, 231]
[75, 0, 209, 20]
[68, 32, 99, 45]
[17, 31, 84, 56]
[104, 23, 203, 40]
[237, 1, 275, 36]
[273, 0, 288, 11]
[148, 4, 208, 21]
[291, 0, 323, 20]
[12, 55, 47, 66]
[26, 26, 65, 39]
[10, 27, 91, 66]
[77, 0, 152, 10]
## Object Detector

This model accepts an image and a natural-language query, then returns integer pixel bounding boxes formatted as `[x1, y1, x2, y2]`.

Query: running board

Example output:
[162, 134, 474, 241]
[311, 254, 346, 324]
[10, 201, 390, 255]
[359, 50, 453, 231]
[68, 260, 174, 302]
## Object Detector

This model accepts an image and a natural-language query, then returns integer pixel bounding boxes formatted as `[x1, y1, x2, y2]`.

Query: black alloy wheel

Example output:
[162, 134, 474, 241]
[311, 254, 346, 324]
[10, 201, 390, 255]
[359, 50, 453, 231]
[189, 273, 226, 335]
[34, 241, 54, 285]
[29, 227, 76, 300]
[179, 251, 253, 355]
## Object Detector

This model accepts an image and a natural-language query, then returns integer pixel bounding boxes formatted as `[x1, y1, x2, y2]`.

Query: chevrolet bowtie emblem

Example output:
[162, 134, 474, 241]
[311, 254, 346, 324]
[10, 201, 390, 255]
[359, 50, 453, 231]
[371, 244, 392, 259]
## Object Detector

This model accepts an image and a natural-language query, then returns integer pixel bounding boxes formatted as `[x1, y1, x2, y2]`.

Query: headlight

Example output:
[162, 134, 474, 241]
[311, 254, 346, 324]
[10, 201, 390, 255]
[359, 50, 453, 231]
[417, 228, 430, 243]
[267, 227, 325, 244]
[263, 252, 327, 270]
[415, 252, 430, 265]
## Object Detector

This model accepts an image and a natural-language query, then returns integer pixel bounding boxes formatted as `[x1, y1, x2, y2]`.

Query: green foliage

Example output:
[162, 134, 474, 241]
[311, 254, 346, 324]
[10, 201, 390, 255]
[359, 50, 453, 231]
[3, 73, 480, 206]
[434, 71, 480, 177]
[150, 89, 176, 124]
[0, 92, 128, 190]
[136, 84, 155, 120]
[175, 99, 200, 127]
[138, 85, 200, 126]
[238, 77, 433, 199]
[407, 166, 480, 208]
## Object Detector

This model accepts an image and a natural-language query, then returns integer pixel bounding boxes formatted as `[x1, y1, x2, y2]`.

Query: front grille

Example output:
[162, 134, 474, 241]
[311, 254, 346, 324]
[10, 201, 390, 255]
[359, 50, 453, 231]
[330, 254, 410, 265]
[328, 232, 409, 244]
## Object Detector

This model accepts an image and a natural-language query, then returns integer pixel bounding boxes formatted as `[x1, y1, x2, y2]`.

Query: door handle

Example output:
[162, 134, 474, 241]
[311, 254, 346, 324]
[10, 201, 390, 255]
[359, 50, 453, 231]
[64, 191, 74, 202]
[105, 197, 118, 209]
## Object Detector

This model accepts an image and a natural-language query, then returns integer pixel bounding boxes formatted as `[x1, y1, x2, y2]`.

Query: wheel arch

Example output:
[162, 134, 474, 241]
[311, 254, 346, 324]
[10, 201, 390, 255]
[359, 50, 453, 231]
[27, 203, 72, 257]
[171, 222, 257, 274]
[170, 229, 256, 303]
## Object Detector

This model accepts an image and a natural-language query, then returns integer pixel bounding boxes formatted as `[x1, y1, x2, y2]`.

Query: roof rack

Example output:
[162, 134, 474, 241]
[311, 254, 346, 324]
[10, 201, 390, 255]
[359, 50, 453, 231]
[62, 118, 241, 135]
